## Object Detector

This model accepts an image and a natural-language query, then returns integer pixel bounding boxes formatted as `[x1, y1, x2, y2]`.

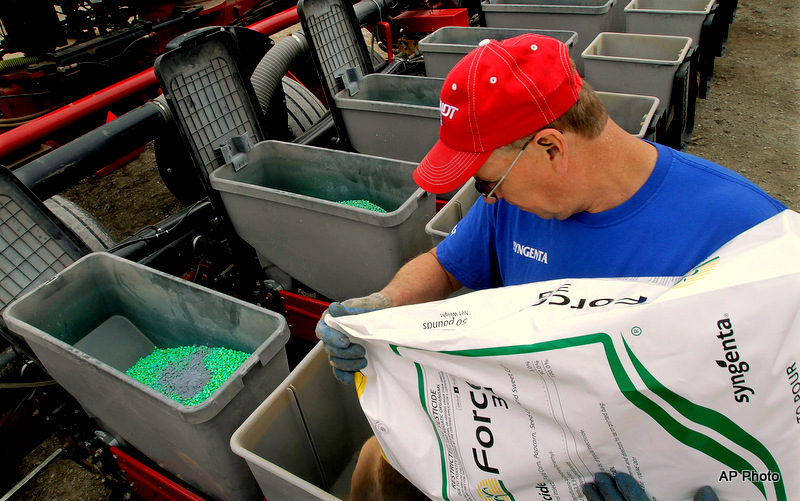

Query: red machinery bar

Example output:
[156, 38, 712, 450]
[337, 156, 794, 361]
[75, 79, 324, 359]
[0, 6, 301, 162]
[0, 70, 158, 161]
[246, 5, 301, 36]
[392, 7, 468, 33]
[110, 446, 208, 501]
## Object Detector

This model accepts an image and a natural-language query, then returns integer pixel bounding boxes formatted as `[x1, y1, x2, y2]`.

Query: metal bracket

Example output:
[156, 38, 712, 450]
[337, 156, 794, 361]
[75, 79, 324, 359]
[335, 66, 364, 96]
[217, 134, 253, 172]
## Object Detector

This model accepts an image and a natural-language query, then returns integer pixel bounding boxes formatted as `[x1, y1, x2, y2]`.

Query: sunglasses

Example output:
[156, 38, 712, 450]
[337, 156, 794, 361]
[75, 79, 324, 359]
[474, 136, 534, 199]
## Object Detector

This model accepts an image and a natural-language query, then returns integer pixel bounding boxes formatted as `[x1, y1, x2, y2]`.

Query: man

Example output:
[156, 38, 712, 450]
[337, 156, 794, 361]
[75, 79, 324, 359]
[318, 33, 784, 499]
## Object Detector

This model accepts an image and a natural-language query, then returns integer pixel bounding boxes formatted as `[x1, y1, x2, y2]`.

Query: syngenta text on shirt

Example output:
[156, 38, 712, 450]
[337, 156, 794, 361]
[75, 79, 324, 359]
[512, 240, 548, 264]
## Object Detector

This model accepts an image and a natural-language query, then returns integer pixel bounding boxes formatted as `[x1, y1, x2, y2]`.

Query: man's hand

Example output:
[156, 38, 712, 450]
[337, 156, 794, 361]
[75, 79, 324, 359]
[315, 292, 393, 384]
[582, 472, 719, 501]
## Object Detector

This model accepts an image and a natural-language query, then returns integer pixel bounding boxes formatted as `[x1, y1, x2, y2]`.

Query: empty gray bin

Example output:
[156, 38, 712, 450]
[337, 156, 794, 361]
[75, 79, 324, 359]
[208, 141, 435, 301]
[581, 32, 692, 109]
[596, 91, 660, 138]
[333, 74, 443, 163]
[419, 27, 578, 78]
[425, 181, 479, 245]
[231, 342, 373, 500]
[624, 0, 714, 42]
[481, 0, 616, 73]
[2, 252, 291, 501]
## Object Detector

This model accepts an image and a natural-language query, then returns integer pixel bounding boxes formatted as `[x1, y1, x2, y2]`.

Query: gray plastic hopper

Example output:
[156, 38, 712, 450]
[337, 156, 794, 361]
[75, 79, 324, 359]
[333, 74, 444, 163]
[481, 0, 617, 74]
[581, 32, 692, 110]
[2, 252, 291, 501]
[418, 27, 578, 78]
[231, 343, 373, 500]
[209, 141, 435, 301]
[597, 91, 660, 139]
[425, 181, 480, 246]
[624, 0, 715, 42]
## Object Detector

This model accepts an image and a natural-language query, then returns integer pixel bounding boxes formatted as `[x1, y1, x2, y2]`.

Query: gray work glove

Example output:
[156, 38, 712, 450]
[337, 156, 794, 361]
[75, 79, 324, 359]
[315, 292, 393, 384]
[583, 472, 718, 501]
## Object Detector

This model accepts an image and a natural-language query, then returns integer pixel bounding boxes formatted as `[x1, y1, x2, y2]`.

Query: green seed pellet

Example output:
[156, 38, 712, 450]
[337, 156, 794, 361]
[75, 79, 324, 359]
[126, 345, 250, 406]
[338, 199, 387, 213]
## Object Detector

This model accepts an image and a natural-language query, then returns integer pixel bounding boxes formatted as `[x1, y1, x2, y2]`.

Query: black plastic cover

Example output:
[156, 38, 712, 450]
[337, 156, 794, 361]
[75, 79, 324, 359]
[0, 167, 89, 312]
[298, 0, 374, 104]
[154, 28, 266, 193]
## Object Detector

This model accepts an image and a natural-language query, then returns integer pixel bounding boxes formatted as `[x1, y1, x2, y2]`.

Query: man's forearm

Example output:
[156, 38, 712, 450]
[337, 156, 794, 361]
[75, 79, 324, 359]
[380, 247, 460, 306]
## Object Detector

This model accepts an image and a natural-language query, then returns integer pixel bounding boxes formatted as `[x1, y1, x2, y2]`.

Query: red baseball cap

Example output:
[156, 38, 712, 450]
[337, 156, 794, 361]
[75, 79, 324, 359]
[414, 33, 583, 193]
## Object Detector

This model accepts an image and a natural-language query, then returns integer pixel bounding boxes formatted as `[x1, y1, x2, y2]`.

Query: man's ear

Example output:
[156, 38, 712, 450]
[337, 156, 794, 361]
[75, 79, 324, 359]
[534, 128, 566, 163]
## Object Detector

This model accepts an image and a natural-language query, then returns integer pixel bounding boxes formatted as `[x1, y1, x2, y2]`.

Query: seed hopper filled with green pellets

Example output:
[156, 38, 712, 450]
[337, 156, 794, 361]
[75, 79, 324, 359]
[126, 346, 251, 406]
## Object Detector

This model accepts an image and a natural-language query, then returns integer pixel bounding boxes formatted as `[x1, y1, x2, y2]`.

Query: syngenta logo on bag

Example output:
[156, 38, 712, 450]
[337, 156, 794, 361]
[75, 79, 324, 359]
[714, 315, 755, 403]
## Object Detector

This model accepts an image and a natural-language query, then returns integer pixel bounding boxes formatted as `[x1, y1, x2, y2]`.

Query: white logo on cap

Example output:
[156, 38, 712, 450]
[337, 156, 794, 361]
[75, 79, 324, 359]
[440, 101, 459, 120]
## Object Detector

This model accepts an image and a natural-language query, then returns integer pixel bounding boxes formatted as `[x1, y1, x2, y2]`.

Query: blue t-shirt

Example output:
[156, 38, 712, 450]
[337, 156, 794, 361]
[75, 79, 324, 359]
[437, 142, 787, 290]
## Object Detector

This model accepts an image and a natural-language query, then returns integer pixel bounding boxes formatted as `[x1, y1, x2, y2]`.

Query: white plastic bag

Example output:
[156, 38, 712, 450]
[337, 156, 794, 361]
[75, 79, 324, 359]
[328, 210, 800, 501]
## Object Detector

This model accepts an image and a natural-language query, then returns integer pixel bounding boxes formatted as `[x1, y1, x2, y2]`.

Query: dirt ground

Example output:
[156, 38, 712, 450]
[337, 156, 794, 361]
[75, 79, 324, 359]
[13, 434, 112, 501]
[684, 0, 799, 208]
[12, 0, 799, 498]
[60, 143, 183, 243]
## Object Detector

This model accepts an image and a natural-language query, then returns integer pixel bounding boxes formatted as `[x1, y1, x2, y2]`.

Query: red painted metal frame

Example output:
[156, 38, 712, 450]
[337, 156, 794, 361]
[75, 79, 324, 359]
[0, 6, 301, 162]
[392, 7, 468, 33]
[279, 290, 330, 342]
[375, 21, 393, 62]
[110, 446, 208, 501]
